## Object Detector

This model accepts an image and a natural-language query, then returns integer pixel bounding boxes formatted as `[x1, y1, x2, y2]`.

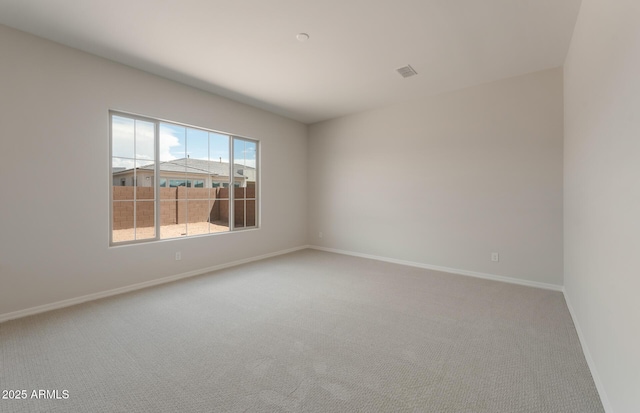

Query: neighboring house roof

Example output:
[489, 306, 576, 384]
[113, 158, 254, 178]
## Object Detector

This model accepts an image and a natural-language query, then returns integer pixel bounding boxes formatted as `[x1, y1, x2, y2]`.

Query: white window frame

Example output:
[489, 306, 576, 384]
[109, 111, 260, 246]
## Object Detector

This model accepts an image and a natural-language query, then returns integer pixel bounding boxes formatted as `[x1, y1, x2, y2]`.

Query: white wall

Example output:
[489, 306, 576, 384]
[0, 24, 307, 317]
[308, 68, 564, 286]
[564, 1, 640, 411]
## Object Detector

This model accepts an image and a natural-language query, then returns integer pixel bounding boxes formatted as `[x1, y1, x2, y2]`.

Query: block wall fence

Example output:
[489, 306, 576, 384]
[112, 186, 255, 229]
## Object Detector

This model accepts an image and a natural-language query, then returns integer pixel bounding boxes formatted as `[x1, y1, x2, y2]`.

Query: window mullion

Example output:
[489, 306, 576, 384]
[133, 120, 137, 240]
[184, 127, 188, 236]
[229, 136, 234, 231]
[154, 120, 160, 241]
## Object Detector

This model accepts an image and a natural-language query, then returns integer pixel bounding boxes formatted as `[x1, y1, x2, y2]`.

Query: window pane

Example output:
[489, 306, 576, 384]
[136, 186, 155, 200]
[233, 138, 246, 165]
[186, 200, 210, 236]
[246, 199, 256, 227]
[217, 187, 230, 201]
[161, 223, 187, 239]
[244, 141, 257, 192]
[234, 200, 246, 228]
[112, 116, 134, 158]
[176, 200, 187, 237]
[246, 183, 256, 199]
[234, 138, 257, 167]
[210, 133, 230, 188]
[135, 159, 155, 201]
[112, 201, 134, 242]
[113, 180, 135, 201]
[213, 185, 233, 230]
[135, 159, 155, 181]
[112, 157, 135, 189]
[112, 157, 135, 173]
[159, 186, 180, 239]
[186, 151, 209, 198]
[210, 133, 229, 163]
[212, 197, 230, 231]
[135, 119, 155, 161]
[187, 128, 209, 161]
[209, 191, 229, 233]
[135, 201, 155, 240]
[160, 200, 186, 239]
[160, 198, 176, 223]
[160, 123, 186, 162]
[233, 137, 257, 191]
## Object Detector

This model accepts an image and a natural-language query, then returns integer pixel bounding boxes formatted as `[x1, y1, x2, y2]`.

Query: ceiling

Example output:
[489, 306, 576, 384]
[0, 0, 582, 124]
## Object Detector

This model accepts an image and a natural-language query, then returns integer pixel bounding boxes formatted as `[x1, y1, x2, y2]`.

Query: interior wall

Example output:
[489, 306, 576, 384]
[0, 24, 307, 317]
[563, 0, 640, 411]
[308, 68, 564, 286]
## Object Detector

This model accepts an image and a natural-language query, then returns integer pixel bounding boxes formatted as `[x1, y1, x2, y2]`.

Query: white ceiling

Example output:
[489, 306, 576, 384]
[0, 0, 582, 124]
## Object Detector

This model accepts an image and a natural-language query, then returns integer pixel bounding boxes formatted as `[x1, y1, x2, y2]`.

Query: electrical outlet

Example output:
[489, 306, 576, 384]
[491, 252, 499, 262]
[318, 232, 323, 238]
[175, 252, 182, 261]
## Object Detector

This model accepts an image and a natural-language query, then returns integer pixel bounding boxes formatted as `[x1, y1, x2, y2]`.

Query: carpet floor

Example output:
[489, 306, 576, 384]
[0, 249, 603, 412]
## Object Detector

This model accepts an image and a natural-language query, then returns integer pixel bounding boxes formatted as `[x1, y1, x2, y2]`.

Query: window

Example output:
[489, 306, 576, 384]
[164, 179, 205, 188]
[110, 112, 259, 245]
[169, 179, 187, 188]
[233, 138, 258, 228]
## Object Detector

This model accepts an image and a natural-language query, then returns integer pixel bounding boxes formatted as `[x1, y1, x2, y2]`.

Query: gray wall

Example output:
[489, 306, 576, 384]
[308, 68, 564, 287]
[0, 24, 308, 316]
[564, 0, 640, 411]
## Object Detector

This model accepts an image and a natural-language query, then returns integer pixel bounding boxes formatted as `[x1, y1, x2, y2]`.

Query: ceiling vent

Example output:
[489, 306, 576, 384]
[396, 65, 417, 78]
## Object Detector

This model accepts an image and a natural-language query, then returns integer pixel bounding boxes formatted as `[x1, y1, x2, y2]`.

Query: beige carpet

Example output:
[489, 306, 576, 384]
[0, 249, 603, 412]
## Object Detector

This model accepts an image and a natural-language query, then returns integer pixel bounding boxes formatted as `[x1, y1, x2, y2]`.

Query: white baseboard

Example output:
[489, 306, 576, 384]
[563, 289, 613, 413]
[0, 245, 308, 324]
[308, 245, 563, 292]
[1, 244, 562, 324]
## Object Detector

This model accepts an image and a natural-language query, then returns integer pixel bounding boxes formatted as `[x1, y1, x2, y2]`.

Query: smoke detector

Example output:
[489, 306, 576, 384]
[396, 65, 417, 78]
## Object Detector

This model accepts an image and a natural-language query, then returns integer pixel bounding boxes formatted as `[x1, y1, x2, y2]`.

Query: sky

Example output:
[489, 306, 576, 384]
[112, 115, 256, 170]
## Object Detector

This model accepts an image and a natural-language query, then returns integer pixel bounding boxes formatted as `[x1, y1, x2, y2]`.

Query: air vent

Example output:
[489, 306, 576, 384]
[396, 65, 417, 78]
